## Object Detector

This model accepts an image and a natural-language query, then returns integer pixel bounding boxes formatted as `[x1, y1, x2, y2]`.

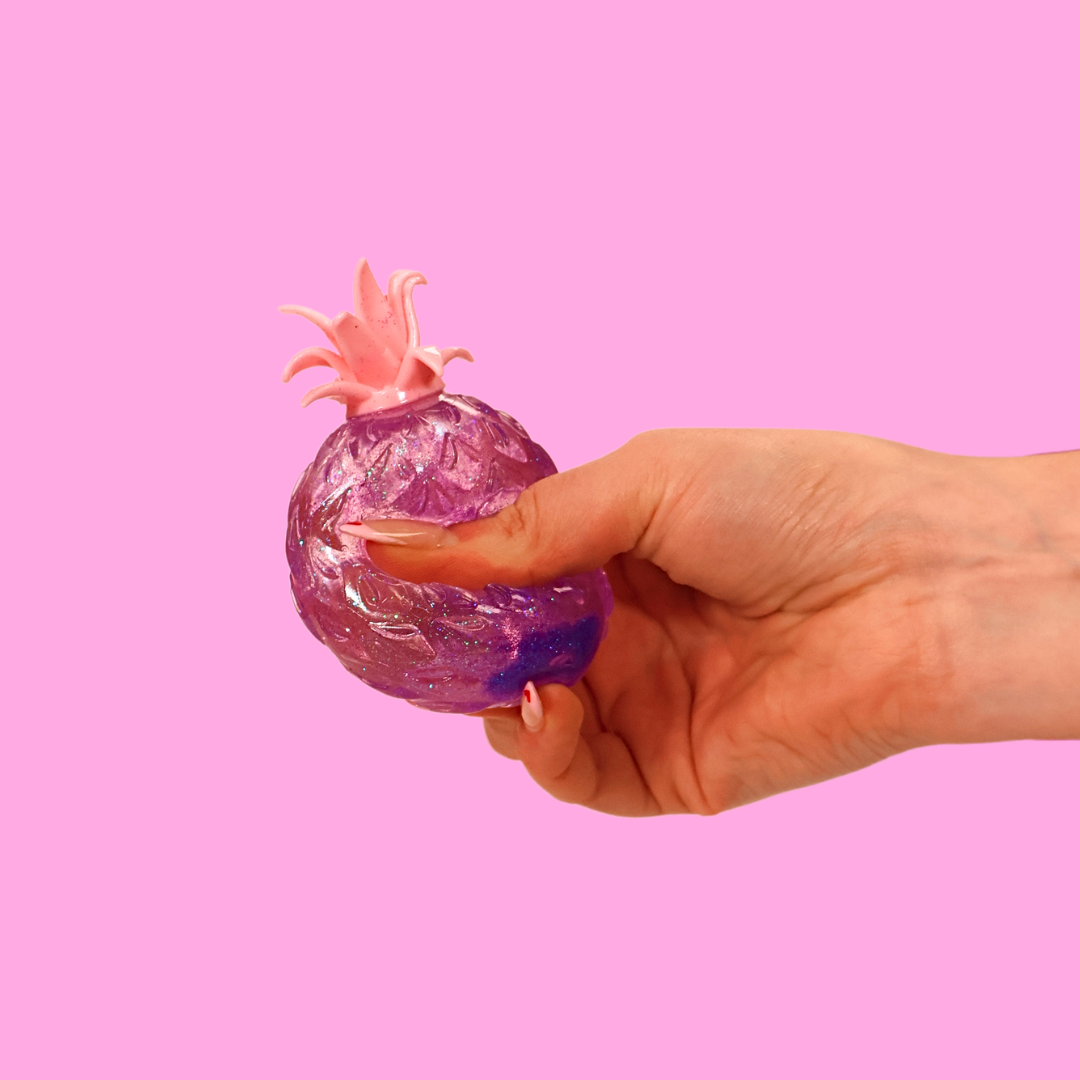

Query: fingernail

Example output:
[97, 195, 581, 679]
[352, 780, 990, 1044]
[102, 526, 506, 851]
[521, 681, 545, 732]
[339, 520, 459, 549]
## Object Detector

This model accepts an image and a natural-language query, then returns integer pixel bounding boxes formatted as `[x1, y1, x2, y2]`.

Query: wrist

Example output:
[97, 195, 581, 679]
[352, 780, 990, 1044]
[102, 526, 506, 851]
[922, 450, 1080, 745]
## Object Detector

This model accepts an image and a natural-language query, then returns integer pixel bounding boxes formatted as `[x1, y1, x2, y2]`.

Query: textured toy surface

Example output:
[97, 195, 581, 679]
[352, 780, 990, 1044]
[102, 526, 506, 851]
[283, 263, 612, 712]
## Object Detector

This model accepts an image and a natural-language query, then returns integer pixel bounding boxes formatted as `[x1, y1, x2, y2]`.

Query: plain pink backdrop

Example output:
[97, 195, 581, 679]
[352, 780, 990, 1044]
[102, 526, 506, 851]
[2, 1, 1078, 1077]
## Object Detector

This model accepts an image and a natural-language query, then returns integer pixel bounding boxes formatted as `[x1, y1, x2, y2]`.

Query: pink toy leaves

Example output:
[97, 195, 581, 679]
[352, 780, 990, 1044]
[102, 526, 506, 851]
[281, 259, 474, 417]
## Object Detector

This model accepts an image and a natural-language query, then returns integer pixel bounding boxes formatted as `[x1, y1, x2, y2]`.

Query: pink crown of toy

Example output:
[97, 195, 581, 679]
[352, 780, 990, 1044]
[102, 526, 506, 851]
[281, 259, 474, 417]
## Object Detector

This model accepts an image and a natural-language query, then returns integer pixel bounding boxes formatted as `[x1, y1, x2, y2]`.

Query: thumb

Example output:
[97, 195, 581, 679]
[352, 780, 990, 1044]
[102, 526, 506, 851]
[355, 436, 663, 589]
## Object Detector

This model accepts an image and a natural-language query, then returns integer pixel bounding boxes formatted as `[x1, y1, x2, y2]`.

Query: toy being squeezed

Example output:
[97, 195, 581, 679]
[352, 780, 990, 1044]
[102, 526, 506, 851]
[283, 260, 613, 713]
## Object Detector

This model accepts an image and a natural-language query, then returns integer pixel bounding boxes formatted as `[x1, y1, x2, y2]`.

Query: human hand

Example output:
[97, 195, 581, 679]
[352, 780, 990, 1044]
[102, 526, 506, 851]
[365, 430, 1080, 815]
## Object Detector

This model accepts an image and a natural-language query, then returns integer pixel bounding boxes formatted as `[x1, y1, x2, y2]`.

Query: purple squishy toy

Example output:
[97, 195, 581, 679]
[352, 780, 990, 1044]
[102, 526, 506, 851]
[283, 260, 613, 713]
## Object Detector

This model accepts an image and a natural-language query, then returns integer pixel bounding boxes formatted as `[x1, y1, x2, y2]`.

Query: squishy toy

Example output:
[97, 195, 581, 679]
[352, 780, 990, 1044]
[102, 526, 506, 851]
[282, 260, 613, 713]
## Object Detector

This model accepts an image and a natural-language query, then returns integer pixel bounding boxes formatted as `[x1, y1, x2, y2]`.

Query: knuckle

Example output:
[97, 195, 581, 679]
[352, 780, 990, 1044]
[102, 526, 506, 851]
[483, 717, 521, 760]
[623, 428, 669, 463]
[496, 488, 550, 582]
[503, 487, 540, 542]
[624, 428, 661, 451]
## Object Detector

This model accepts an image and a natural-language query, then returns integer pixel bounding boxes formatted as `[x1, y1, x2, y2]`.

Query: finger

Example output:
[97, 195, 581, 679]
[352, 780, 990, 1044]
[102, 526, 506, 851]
[363, 435, 666, 589]
[482, 712, 523, 760]
[479, 682, 599, 761]
[518, 684, 660, 817]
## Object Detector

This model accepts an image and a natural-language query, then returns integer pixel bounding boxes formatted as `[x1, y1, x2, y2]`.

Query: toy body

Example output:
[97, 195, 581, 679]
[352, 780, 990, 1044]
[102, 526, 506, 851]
[283, 263, 612, 713]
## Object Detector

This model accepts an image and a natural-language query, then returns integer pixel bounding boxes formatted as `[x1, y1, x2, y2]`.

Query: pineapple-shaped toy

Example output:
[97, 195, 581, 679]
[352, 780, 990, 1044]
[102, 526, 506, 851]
[283, 260, 613, 713]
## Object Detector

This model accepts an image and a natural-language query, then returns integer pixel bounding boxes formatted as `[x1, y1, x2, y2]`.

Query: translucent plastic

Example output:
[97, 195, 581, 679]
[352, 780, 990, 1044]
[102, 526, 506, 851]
[287, 393, 613, 713]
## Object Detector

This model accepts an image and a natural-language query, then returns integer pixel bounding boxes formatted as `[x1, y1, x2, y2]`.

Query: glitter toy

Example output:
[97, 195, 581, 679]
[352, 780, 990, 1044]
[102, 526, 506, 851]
[283, 260, 613, 713]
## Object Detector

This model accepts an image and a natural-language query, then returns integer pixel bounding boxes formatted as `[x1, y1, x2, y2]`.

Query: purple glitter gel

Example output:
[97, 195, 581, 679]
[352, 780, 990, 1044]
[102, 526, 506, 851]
[287, 393, 612, 713]
[281, 260, 613, 713]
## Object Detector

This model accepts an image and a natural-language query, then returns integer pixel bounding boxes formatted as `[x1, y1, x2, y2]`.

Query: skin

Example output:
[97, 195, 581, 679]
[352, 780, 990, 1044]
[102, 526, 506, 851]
[369, 430, 1080, 816]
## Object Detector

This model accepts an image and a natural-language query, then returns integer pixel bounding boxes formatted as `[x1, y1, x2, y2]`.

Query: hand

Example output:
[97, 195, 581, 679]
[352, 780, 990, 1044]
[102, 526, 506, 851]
[367, 430, 1080, 815]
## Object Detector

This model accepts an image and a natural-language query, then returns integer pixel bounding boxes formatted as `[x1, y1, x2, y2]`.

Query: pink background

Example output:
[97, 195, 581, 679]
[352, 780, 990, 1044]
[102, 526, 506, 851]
[2, 1, 1078, 1076]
